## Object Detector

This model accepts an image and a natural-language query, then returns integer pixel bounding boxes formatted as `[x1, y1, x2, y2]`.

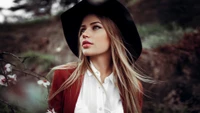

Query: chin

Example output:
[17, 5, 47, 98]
[82, 52, 96, 57]
[83, 53, 93, 56]
[82, 52, 91, 56]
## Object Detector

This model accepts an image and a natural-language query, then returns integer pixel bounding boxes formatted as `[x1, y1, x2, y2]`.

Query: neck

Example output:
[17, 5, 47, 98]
[90, 53, 112, 82]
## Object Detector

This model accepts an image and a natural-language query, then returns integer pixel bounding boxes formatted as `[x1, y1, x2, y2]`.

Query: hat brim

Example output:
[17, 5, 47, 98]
[61, 0, 142, 61]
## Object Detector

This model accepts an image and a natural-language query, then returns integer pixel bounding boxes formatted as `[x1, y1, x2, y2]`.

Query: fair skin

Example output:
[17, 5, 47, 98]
[79, 14, 112, 82]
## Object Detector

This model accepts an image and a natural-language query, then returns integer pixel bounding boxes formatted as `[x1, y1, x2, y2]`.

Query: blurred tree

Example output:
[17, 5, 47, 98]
[130, 0, 200, 28]
[7, 0, 78, 16]
[10, 0, 54, 16]
[60, 0, 78, 6]
[0, 0, 135, 23]
[158, 0, 200, 28]
[3, 0, 134, 17]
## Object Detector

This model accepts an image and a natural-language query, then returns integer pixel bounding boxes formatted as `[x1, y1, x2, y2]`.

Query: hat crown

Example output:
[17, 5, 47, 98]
[86, 0, 109, 5]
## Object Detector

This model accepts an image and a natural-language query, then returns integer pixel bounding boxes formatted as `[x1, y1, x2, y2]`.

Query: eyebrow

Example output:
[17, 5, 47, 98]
[81, 21, 102, 27]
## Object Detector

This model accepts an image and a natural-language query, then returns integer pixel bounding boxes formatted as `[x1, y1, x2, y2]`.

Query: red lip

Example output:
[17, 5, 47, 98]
[82, 40, 93, 46]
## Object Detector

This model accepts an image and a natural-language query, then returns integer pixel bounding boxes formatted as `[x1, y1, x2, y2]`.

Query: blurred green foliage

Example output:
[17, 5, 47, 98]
[19, 51, 55, 72]
[137, 23, 194, 49]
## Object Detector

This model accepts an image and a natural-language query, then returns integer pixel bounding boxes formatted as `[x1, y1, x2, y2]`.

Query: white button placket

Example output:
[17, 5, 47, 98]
[103, 80, 110, 113]
[102, 83, 106, 106]
[96, 71, 104, 113]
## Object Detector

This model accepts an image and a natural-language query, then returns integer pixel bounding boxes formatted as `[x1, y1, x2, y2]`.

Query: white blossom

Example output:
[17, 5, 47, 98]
[37, 79, 50, 87]
[46, 108, 56, 113]
[8, 74, 17, 81]
[0, 75, 7, 86]
[4, 63, 12, 73]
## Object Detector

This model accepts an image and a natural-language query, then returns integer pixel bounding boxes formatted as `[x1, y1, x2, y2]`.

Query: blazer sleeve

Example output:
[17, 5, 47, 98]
[48, 70, 64, 113]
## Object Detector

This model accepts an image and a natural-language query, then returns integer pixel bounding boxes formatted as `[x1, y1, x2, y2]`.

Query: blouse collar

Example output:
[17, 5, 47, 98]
[86, 61, 115, 84]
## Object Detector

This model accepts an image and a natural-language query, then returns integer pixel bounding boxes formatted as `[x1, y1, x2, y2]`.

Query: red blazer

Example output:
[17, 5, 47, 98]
[48, 68, 143, 113]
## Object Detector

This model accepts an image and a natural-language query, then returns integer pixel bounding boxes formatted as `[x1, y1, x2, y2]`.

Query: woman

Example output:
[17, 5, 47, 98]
[48, 0, 152, 113]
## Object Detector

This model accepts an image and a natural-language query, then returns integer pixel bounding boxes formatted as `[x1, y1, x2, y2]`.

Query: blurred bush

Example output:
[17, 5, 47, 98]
[158, 0, 200, 28]
[137, 23, 194, 49]
[130, 0, 200, 28]
[20, 51, 56, 74]
[138, 29, 200, 113]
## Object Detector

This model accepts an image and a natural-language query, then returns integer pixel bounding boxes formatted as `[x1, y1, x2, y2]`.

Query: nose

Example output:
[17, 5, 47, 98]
[82, 29, 90, 38]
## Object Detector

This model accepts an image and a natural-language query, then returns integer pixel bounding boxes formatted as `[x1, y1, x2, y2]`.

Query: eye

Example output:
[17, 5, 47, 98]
[79, 28, 86, 35]
[93, 25, 101, 30]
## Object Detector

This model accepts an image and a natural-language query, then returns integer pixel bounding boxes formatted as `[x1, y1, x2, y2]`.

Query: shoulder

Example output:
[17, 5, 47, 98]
[54, 62, 78, 78]
[47, 62, 78, 82]
[53, 68, 76, 80]
[53, 62, 78, 71]
[47, 62, 78, 91]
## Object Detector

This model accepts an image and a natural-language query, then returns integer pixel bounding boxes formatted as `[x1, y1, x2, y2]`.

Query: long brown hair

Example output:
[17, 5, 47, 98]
[48, 14, 153, 113]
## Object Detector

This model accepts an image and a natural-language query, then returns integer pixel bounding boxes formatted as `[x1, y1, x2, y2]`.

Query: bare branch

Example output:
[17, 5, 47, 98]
[0, 99, 15, 113]
[13, 68, 47, 80]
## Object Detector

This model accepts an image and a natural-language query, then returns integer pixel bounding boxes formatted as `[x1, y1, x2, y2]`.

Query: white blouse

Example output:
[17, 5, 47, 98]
[75, 62, 124, 113]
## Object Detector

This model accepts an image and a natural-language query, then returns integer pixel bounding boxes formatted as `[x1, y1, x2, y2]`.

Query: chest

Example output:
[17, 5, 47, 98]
[74, 74, 124, 113]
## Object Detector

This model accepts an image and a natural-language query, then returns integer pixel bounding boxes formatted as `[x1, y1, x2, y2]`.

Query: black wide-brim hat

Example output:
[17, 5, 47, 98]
[61, 0, 142, 61]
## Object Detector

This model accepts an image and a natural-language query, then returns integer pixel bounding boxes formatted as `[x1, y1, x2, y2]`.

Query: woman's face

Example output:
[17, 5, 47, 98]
[79, 14, 111, 57]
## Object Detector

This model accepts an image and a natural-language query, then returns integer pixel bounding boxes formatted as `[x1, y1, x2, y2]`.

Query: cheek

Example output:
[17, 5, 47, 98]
[97, 35, 110, 48]
[102, 33, 110, 46]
